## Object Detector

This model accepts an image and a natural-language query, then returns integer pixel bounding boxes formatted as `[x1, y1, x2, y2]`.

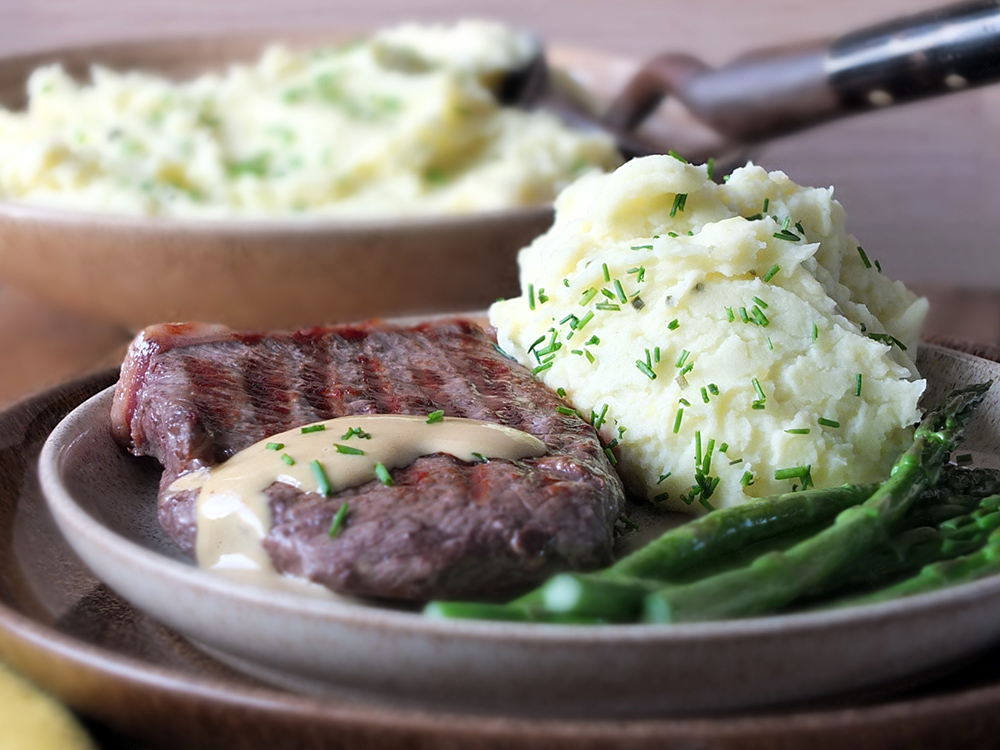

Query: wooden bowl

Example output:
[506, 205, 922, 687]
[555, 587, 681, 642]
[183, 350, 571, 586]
[0, 36, 637, 330]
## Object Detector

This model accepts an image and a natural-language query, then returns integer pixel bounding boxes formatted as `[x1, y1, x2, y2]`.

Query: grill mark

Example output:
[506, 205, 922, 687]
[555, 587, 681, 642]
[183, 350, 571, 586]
[242, 341, 294, 431]
[358, 347, 398, 414]
[327, 333, 377, 415]
[181, 352, 241, 464]
[294, 331, 335, 421]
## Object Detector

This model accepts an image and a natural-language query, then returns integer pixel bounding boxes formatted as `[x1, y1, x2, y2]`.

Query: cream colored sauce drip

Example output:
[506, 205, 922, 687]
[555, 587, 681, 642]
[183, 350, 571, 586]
[168, 415, 547, 578]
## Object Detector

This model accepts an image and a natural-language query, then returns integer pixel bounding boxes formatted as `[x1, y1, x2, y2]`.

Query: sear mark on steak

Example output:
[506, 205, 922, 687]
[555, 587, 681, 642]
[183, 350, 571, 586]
[112, 319, 625, 601]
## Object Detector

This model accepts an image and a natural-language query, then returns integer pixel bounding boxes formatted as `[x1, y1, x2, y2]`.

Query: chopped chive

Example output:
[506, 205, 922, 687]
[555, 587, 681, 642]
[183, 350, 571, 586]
[654, 346, 661, 362]
[580, 288, 598, 306]
[636, 360, 657, 380]
[740, 470, 755, 486]
[762, 264, 780, 282]
[739, 307, 750, 323]
[857, 246, 872, 269]
[725, 306, 735, 322]
[471, 452, 488, 463]
[557, 387, 567, 398]
[670, 193, 688, 218]
[311, 459, 332, 497]
[785, 428, 810, 435]
[751, 306, 769, 327]
[676, 349, 691, 367]
[707, 157, 715, 180]
[751, 377, 766, 401]
[557, 406, 577, 416]
[679, 398, 691, 407]
[341, 427, 372, 440]
[730, 457, 743, 465]
[327, 502, 349, 537]
[875, 259, 882, 273]
[531, 361, 553, 375]
[601, 288, 617, 299]
[745, 213, 763, 222]
[657, 472, 672, 484]
[766, 337, 774, 350]
[563, 278, 570, 287]
[762, 198, 770, 213]
[593, 404, 609, 431]
[812, 322, 819, 341]
[818, 417, 840, 428]
[334, 443, 365, 455]
[559, 313, 578, 326]
[576, 311, 595, 331]
[668, 149, 688, 163]
[628, 266, 647, 282]
[266, 442, 284, 451]
[668, 231, 679, 238]
[781, 216, 791, 231]
[537, 288, 549, 304]
[679, 361, 694, 376]
[855, 373, 863, 397]
[614, 279, 628, 303]
[527, 334, 547, 353]
[301, 424, 326, 434]
[596, 302, 621, 311]
[528, 284, 536, 310]
[867, 332, 908, 351]
[701, 386, 710, 403]
[426, 409, 445, 423]
[702, 438, 716, 475]
[694, 431, 703, 466]
[773, 230, 800, 242]
[752, 296, 768, 309]
[645, 348, 653, 368]
[774, 465, 811, 481]
[281, 454, 295, 466]
[602, 263, 611, 282]
[374, 462, 393, 486]
[631, 244, 654, 251]
[708, 384, 720, 395]
[720, 442, 729, 453]
[752, 400, 766, 410]
[673, 408, 684, 434]
[584, 349, 596, 363]
[664, 320, 679, 334]
[795, 221, 805, 235]
[604, 446, 618, 465]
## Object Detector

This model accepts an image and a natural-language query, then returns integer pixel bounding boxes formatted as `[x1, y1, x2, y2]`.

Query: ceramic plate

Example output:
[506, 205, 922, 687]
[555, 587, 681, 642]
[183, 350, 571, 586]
[35, 341, 1000, 720]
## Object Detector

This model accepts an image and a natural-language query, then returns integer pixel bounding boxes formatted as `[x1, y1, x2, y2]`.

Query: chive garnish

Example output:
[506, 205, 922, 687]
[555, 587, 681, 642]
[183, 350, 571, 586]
[752, 377, 766, 402]
[631, 244, 654, 251]
[341, 427, 372, 440]
[668, 149, 688, 163]
[766, 337, 774, 351]
[426, 409, 445, 423]
[708, 384, 719, 395]
[668, 318, 680, 330]
[701, 387, 710, 403]
[857, 246, 872, 269]
[281, 454, 295, 466]
[301, 424, 326, 434]
[636, 360, 657, 380]
[528, 284, 536, 310]
[614, 279, 628, 303]
[752, 401, 766, 410]
[774, 229, 800, 242]
[694, 431, 703, 466]
[580, 288, 598, 306]
[707, 157, 715, 180]
[702, 438, 716, 475]
[600, 288, 616, 300]
[752, 296, 768, 309]
[751, 306, 769, 327]
[527, 334, 547, 354]
[679, 398, 691, 407]
[327, 502, 349, 537]
[679, 361, 694, 377]
[818, 417, 840, 428]
[673, 408, 684, 433]
[740, 470, 755, 486]
[812, 322, 819, 341]
[855, 373, 863, 397]
[311, 459, 332, 497]
[739, 307, 750, 323]
[774, 465, 809, 480]
[719, 442, 728, 453]
[266, 442, 284, 451]
[654, 346, 661, 362]
[602, 263, 611, 282]
[595, 302, 621, 311]
[557, 387, 567, 398]
[762, 264, 780, 282]
[374, 462, 393, 486]
[676, 349, 691, 368]
[725, 306, 735, 322]
[762, 198, 770, 213]
[867, 333, 908, 351]
[537, 288, 549, 304]
[668, 231, 679, 238]
[628, 266, 647, 282]
[730, 458, 743, 465]
[670, 193, 688, 218]
[794, 221, 805, 235]
[875, 259, 882, 273]
[576, 311, 595, 331]
[334, 443, 365, 456]
[557, 405, 577, 416]
[559, 314, 578, 327]
[785, 428, 810, 435]
[657, 472, 672, 484]
[563, 278, 570, 287]
[593, 404, 609, 431]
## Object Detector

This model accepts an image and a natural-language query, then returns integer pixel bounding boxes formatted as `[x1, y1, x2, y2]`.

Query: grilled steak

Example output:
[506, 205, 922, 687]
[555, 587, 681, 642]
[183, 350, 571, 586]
[112, 319, 625, 600]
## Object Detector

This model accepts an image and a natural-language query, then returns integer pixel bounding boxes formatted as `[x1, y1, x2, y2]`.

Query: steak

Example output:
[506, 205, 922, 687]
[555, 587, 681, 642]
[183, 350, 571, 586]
[112, 319, 625, 601]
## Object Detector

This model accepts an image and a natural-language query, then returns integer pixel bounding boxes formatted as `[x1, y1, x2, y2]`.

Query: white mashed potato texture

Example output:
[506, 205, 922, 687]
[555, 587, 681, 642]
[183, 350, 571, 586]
[0, 21, 620, 218]
[491, 155, 928, 513]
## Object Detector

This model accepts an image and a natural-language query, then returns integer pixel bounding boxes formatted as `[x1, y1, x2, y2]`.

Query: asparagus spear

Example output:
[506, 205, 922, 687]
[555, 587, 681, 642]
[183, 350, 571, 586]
[642, 382, 992, 624]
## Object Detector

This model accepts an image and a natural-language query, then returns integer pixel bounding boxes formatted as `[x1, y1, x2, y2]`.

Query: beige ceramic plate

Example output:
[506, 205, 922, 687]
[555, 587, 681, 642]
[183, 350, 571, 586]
[0, 36, 647, 331]
[36, 342, 1000, 720]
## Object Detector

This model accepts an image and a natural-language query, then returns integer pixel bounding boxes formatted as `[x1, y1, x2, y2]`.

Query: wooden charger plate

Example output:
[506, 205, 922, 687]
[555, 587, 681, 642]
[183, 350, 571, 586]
[3, 346, 1000, 748]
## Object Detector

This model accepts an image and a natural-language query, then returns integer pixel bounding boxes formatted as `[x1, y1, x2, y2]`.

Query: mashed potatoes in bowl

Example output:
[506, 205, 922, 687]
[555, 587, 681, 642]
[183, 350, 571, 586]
[491, 155, 928, 512]
[0, 21, 619, 218]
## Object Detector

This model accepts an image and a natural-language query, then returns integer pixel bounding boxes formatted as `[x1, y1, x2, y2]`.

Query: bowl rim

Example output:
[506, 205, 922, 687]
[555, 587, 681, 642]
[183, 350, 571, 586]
[36, 342, 1000, 649]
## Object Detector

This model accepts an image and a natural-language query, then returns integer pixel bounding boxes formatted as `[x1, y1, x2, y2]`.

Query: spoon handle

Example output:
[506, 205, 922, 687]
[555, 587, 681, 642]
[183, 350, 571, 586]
[606, 0, 1000, 156]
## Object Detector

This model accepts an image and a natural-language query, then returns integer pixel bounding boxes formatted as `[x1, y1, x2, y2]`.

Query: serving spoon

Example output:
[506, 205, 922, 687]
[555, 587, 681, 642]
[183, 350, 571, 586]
[508, 0, 1000, 169]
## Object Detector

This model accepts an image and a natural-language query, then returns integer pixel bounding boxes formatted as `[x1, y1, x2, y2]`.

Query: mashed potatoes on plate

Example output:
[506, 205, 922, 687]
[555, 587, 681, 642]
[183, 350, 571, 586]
[491, 155, 927, 513]
[0, 21, 620, 218]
